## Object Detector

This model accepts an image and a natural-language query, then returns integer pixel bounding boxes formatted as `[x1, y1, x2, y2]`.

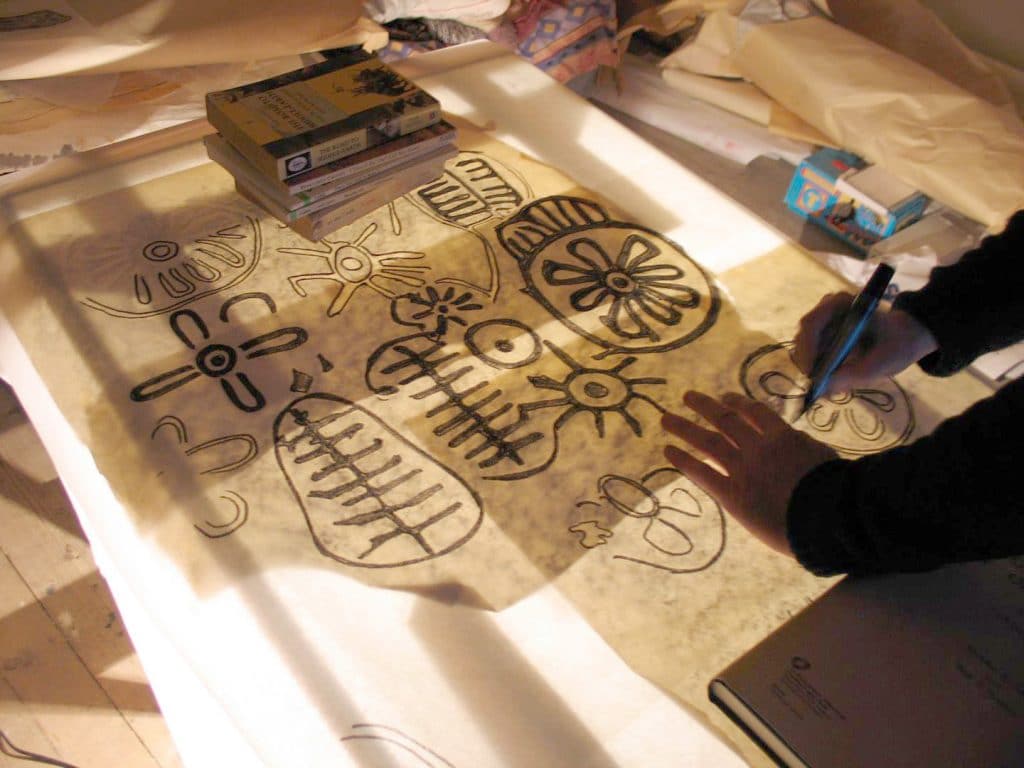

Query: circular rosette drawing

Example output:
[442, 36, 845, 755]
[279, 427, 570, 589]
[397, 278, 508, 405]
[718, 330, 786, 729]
[497, 196, 719, 354]
[76, 206, 261, 318]
[740, 341, 915, 455]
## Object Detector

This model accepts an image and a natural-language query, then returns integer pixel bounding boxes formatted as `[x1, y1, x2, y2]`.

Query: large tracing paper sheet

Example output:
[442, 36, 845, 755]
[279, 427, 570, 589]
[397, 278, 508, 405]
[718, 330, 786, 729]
[0, 112, 993, 766]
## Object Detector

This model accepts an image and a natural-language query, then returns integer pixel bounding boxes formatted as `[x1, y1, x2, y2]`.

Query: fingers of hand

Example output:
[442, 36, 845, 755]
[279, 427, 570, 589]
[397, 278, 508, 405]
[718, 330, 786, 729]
[663, 444, 730, 501]
[793, 292, 855, 374]
[821, 338, 886, 395]
[823, 367, 860, 396]
[721, 392, 791, 436]
[683, 390, 764, 446]
[661, 410, 739, 468]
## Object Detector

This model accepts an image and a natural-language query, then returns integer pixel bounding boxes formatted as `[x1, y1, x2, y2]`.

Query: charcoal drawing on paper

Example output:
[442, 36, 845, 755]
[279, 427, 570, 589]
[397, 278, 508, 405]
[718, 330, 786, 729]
[740, 341, 915, 455]
[274, 393, 484, 567]
[365, 330, 553, 480]
[79, 210, 262, 318]
[571, 467, 726, 573]
[279, 222, 430, 318]
[130, 292, 308, 413]
[497, 196, 720, 357]
[341, 723, 456, 767]
[148, 415, 258, 538]
[408, 151, 533, 300]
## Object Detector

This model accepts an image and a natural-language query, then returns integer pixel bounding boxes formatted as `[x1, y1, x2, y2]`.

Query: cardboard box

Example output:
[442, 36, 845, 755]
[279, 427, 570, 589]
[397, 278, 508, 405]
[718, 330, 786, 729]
[785, 148, 929, 254]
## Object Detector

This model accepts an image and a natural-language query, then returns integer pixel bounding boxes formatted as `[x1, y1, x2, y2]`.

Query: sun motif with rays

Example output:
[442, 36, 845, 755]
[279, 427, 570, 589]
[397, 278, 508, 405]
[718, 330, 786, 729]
[278, 222, 428, 316]
[523, 342, 666, 437]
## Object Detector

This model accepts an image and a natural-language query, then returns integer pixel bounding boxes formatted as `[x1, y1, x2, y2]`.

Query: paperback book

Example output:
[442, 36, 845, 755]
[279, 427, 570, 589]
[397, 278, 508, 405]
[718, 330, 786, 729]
[205, 50, 442, 181]
[203, 120, 458, 209]
[238, 154, 452, 241]
[236, 145, 457, 222]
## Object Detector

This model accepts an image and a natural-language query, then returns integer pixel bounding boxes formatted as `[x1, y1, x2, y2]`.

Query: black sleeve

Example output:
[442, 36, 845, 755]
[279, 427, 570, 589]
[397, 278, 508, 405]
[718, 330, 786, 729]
[787, 376, 1024, 576]
[786, 210, 1024, 576]
[892, 209, 1024, 375]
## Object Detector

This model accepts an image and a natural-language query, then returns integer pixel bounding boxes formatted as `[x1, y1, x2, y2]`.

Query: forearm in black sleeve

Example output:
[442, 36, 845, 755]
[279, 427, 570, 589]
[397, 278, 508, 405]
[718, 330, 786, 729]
[786, 376, 1024, 576]
[892, 210, 1024, 376]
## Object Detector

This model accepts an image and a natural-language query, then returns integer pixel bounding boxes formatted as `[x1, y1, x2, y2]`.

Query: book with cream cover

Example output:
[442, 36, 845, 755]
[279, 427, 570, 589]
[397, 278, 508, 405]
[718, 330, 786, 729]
[710, 558, 1024, 768]
[206, 51, 441, 181]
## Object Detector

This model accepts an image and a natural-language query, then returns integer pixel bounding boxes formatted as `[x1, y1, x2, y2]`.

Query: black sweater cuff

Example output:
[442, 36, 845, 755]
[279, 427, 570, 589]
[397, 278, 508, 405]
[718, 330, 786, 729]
[786, 459, 858, 577]
[891, 210, 1024, 376]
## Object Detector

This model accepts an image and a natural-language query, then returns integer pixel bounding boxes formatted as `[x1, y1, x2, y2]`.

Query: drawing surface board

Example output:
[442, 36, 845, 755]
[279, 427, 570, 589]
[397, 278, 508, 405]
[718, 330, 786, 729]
[0, 42, 996, 768]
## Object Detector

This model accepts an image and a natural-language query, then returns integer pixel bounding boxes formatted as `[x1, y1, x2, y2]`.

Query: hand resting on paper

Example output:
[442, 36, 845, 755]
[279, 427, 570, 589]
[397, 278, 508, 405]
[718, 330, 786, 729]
[661, 391, 837, 557]
[660, 297, 935, 560]
[665, 211, 1024, 575]
[791, 291, 939, 395]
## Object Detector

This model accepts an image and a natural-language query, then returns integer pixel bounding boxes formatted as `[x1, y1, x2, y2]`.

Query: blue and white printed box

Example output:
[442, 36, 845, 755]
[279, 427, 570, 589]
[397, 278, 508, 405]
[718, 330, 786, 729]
[785, 147, 929, 254]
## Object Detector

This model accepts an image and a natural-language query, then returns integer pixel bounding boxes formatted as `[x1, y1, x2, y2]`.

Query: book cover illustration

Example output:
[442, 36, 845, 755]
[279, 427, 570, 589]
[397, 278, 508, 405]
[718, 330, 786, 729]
[206, 52, 442, 180]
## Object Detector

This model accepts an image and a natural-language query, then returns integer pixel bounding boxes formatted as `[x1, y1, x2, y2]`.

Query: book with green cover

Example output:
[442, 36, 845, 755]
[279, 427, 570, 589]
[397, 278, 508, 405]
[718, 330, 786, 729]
[205, 51, 442, 181]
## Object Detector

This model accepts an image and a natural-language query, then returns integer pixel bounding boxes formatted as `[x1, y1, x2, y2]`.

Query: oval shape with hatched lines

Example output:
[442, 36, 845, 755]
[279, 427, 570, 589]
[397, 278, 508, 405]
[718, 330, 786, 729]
[275, 393, 484, 567]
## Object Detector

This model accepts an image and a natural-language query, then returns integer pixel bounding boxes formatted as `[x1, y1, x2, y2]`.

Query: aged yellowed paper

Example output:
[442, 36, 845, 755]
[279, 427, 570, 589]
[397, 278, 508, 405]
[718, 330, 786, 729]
[0, 119, 993, 765]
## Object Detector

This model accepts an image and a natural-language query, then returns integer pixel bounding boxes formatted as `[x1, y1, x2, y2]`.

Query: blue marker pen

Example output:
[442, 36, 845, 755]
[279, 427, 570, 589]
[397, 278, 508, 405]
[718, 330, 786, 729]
[799, 262, 896, 418]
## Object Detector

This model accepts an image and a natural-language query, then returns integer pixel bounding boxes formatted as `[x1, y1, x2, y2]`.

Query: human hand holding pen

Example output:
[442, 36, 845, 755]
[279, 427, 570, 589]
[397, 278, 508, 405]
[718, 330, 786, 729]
[662, 391, 838, 557]
[793, 291, 939, 395]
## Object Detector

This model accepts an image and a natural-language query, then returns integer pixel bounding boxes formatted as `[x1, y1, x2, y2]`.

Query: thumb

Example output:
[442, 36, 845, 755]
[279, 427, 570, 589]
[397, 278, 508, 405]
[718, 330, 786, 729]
[822, 341, 892, 394]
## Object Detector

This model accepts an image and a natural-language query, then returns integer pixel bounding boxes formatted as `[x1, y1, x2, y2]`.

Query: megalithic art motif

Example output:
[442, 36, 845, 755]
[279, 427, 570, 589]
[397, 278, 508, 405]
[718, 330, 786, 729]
[79, 208, 262, 318]
[275, 393, 484, 567]
[740, 341, 915, 455]
[497, 196, 720, 356]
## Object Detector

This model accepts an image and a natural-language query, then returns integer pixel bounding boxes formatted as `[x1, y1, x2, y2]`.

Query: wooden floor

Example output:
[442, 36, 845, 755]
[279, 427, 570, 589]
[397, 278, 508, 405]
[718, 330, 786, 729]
[0, 380, 182, 768]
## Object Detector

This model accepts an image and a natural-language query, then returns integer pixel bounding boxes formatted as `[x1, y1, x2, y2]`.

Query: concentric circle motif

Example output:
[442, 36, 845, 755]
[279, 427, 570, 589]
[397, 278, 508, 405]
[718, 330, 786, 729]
[464, 319, 542, 369]
[195, 344, 238, 377]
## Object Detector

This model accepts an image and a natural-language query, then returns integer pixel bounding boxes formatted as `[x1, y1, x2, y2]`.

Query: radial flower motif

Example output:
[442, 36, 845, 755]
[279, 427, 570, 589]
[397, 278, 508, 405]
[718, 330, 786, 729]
[390, 285, 484, 338]
[130, 292, 308, 413]
[541, 234, 700, 342]
[279, 222, 428, 317]
[499, 196, 718, 354]
[523, 340, 665, 437]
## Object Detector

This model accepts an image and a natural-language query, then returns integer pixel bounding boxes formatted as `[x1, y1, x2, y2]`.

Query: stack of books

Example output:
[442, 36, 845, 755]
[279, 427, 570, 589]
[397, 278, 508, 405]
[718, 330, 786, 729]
[203, 50, 457, 241]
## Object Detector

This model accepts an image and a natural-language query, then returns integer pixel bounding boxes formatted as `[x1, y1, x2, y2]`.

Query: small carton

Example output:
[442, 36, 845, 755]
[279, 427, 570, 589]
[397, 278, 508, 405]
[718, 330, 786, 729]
[785, 148, 929, 254]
